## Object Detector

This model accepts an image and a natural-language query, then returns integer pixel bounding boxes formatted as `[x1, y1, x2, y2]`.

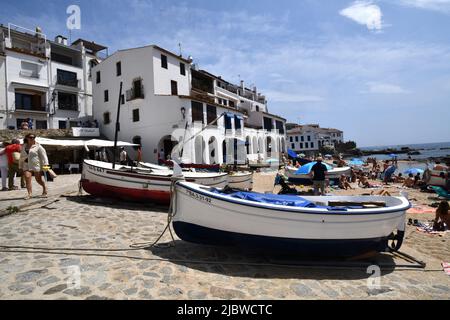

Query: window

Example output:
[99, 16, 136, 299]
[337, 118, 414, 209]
[104, 90, 109, 102]
[116, 61, 121, 76]
[305, 142, 309, 148]
[307, 135, 311, 141]
[36, 120, 47, 129]
[58, 92, 78, 111]
[229, 100, 235, 108]
[161, 54, 168, 69]
[289, 136, 293, 142]
[255, 105, 260, 112]
[311, 142, 314, 149]
[96, 71, 101, 84]
[15, 92, 43, 111]
[103, 112, 111, 125]
[171, 80, 178, 95]
[20, 61, 39, 78]
[235, 115, 242, 130]
[58, 120, 67, 129]
[300, 143, 303, 149]
[57, 69, 78, 87]
[295, 136, 298, 142]
[224, 114, 232, 130]
[207, 105, 217, 124]
[301, 136, 304, 142]
[121, 94, 125, 105]
[276, 120, 284, 134]
[132, 109, 140, 122]
[263, 117, 273, 131]
[133, 79, 143, 99]
[291, 143, 295, 149]
[191, 101, 204, 123]
[51, 52, 72, 65]
[180, 62, 185, 75]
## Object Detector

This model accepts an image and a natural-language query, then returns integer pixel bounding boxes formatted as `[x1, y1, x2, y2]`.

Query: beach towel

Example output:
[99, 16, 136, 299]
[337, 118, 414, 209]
[415, 222, 448, 236]
[442, 262, 450, 276]
[407, 205, 436, 214]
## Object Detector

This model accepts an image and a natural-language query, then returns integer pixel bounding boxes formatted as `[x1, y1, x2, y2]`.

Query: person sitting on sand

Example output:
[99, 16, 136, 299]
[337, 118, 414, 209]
[433, 201, 449, 231]
[393, 173, 405, 183]
[402, 173, 415, 188]
[358, 174, 374, 188]
[339, 174, 353, 190]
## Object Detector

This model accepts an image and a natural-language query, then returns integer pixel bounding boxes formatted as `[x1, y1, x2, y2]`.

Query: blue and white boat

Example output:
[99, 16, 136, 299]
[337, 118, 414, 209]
[172, 181, 410, 257]
[285, 164, 351, 185]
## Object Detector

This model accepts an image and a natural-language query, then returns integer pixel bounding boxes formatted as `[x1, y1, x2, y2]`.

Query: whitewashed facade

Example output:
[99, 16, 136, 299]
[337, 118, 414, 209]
[92, 45, 286, 165]
[287, 124, 344, 155]
[0, 23, 107, 129]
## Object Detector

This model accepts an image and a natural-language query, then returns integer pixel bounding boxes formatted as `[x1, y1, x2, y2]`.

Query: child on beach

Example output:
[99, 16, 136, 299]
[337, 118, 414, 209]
[402, 174, 415, 188]
[339, 174, 353, 190]
[433, 201, 449, 231]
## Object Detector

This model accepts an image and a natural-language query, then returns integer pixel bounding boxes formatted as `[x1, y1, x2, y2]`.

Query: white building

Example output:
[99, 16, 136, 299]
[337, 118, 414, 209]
[287, 124, 344, 155]
[92, 44, 286, 165]
[0, 23, 107, 130]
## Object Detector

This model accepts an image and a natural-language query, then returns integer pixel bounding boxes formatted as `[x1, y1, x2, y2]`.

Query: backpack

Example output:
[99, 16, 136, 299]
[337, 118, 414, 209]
[12, 152, 20, 164]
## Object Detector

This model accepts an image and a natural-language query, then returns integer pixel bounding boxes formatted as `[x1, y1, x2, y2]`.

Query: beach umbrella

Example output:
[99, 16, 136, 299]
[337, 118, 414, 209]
[389, 154, 398, 158]
[404, 168, 424, 175]
[295, 162, 333, 175]
[287, 149, 297, 158]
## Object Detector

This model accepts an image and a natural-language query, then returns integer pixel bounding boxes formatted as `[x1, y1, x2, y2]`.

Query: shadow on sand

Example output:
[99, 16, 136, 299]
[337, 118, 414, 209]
[147, 240, 401, 281]
[64, 195, 169, 213]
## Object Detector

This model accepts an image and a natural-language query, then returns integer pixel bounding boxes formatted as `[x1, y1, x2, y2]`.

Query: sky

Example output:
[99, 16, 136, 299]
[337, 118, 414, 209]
[2, 0, 450, 147]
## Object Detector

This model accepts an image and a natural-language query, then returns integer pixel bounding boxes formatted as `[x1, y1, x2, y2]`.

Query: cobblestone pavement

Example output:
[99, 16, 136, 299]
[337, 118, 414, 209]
[0, 176, 449, 300]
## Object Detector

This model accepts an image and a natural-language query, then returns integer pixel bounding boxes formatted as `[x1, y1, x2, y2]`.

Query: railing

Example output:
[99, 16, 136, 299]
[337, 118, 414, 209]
[192, 78, 213, 94]
[14, 103, 47, 113]
[126, 85, 145, 101]
[56, 78, 81, 89]
[19, 70, 40, 79]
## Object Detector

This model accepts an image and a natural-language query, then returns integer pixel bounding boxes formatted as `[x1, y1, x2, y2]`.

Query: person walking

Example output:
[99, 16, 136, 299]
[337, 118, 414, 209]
[0, 142, 8, 191]
[310, 157, 328, 195]
[1, 139, 25, 190]
[19, 134, 49, 199]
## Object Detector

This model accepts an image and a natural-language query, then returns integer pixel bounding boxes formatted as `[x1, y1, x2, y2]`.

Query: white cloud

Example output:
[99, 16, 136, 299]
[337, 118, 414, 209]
[263, 91, 324, 103]
[398, 0, 450, 13]
[362, 82, 411, 94]
[340, 1, 384, 31]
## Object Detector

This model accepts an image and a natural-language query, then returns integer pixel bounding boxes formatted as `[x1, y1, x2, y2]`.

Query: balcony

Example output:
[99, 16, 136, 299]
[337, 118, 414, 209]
[14, 104, 48, 113]
[56, 77, 81, 89]
[126, 85, 145, 101]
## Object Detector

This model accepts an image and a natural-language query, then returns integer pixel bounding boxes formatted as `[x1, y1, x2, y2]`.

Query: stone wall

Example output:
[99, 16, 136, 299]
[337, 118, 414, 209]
[0, 129, 72, 142]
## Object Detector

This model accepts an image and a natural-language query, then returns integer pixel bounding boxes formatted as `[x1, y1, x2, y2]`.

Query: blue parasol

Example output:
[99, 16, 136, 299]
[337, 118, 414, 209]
[404, 168, 424, 175]
[295, 162, 333, 175]
[389, 154, 398, 158]
[287, 149, 297, 158]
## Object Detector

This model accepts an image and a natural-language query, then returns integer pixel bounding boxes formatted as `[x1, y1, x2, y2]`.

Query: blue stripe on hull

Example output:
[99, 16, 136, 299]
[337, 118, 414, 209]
[287, 178, 340, 185]
[173, 222, 389, 258]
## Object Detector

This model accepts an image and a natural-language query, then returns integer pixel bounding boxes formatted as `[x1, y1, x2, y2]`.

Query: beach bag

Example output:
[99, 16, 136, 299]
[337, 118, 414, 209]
[12, 152, 20, 164]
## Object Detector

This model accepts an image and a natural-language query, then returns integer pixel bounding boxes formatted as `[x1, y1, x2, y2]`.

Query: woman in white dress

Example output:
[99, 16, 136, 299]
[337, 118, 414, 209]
[19, 134, 49, 199]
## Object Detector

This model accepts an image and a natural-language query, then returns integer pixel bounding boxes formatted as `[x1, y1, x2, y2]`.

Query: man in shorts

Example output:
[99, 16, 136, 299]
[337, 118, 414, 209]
[311, 157, 328, 195]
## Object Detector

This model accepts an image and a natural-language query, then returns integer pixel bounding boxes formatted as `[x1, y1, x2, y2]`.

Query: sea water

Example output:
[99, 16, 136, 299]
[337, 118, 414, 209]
[359, 141, 450, 161]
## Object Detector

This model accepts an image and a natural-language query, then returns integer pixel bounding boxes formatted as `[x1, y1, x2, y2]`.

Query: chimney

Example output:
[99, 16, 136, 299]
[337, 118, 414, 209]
[240, 80, 244, 90]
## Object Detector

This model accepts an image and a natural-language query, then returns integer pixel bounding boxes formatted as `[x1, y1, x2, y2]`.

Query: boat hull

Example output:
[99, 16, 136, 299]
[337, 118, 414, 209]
[173, 182, 409, 257]
[285, 166, 351, 185]
[81, 160, 228, 204]
[227, 172, 253, 190]
[173, 222, 389, 257]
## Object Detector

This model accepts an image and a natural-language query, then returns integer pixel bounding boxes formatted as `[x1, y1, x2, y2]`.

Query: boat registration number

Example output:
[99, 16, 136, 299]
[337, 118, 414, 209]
[186, 190, 212, 204]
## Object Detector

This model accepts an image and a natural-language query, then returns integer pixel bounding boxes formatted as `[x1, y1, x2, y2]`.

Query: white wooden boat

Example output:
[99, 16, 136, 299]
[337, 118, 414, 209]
[227, 171, 253, 190]
[172, 181, 410, 257]
[285, 166, 351, 185]
[81, 160, 228, 204]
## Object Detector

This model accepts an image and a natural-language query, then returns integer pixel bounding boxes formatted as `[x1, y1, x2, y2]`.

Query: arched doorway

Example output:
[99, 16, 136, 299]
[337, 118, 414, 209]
[208, 136, 218, 164]
[158, 135, 178, 162]
[266, 137, 273, 156]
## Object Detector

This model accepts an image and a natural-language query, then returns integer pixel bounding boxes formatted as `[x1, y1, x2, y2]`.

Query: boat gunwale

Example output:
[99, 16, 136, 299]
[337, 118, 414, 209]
[176, 181, 411, 216]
